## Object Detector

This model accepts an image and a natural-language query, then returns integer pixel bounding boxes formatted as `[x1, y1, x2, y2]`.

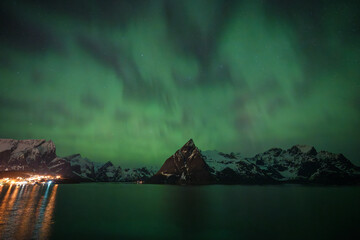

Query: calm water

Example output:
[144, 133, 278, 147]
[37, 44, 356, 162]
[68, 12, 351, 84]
[0, 183, 359, 240]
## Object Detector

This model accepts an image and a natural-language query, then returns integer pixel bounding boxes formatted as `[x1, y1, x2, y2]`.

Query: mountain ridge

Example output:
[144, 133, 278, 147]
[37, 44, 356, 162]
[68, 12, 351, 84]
[149, 139, 215, 184]
[1, 138, 359, 185]
[149, 139, 360, 185]
[0, 138, 155, 182]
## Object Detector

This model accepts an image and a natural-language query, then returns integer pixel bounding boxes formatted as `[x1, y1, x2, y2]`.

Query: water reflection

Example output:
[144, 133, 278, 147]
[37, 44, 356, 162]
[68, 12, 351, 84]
[0, 184, 58, 240]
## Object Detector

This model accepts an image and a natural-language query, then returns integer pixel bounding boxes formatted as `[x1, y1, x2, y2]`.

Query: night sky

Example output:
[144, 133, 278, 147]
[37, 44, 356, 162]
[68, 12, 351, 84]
[0, 0, 359, 167]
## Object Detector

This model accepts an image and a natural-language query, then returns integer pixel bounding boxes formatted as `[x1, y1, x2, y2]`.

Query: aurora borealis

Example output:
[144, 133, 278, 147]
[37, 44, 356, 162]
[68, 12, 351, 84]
[0, 0, 359, 166]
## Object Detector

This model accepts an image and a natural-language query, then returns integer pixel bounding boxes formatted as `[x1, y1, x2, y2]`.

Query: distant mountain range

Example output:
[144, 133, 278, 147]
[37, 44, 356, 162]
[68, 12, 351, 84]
[1, 138, 359, 185]
[149, 139, 360, 185]
[0, 139, 155, 182]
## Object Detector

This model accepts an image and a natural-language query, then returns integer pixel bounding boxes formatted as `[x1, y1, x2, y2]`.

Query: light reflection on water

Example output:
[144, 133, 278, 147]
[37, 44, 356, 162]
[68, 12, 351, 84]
[0, 184, 58, 240]
[0, 184, 360, 239]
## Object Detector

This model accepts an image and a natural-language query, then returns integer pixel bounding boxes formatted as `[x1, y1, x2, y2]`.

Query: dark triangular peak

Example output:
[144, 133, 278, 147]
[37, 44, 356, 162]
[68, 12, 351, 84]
[148, 139, 214, 184]
[157, 138, 200, 175]
[173, 138, 198, 162]
[288, 145, 317, 156]
[181, 138, 195, 150]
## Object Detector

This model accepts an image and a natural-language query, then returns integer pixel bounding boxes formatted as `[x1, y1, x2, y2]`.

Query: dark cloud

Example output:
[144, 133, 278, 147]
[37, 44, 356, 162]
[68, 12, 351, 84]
[34, 101, 88, 127]
[164, 0, 237, 85]
[77, 34, 173, 108]
[234, 112, 252, 132]
[266, 97, 286, 115]
[77, 35, 142, 91]
[293, 80, 311, 100]
[233, 94, 249, 109]
[172, 71, 198, 88]
[211, 63, 233, 84]
[28, 0, 150, 28]
[0, 96, 86, 127]
[0, 96, 31, 111]
[172, 62, 233, 88]
[31, 69, 46, 84]
[77, 35, 122, 74]
[43, 101, 90, 126]
[1, 0, 359, 164]
[0, 3, 63, 53]
[181, 109, 194, 126]
[164, 1, 235, 60]
[81, 92, 104, 109]
[257, 76, 281, 94]
[114, 109, 130, 122]
[0, 55, 14, 70]
[353, 96, 360, 112]
[266, 0, 360, 103]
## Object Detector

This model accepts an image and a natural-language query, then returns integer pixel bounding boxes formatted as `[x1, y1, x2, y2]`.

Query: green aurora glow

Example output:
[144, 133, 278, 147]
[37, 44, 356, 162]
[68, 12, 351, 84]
[0, 0, 359, 166]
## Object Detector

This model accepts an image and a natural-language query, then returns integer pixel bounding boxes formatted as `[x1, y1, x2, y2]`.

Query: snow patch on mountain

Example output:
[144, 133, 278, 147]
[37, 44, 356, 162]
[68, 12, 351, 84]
[295, 145, 314, 154]
[201, 150, 240, 173]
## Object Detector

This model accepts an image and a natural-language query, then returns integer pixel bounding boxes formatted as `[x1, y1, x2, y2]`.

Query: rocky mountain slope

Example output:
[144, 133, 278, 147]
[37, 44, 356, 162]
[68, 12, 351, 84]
[148, 139, 214, 184]
[2, 138, 359, 185]
[0, 139, 155, 182]
[149, 139, 360, 185]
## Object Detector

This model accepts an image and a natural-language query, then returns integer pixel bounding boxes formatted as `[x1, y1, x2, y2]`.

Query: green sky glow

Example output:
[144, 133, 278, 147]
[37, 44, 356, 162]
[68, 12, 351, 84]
[0, 0, 359, 166]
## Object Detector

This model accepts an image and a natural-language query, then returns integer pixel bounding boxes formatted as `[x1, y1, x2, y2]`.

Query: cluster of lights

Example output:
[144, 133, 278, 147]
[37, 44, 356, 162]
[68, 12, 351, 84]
[0, 175, 61, 186]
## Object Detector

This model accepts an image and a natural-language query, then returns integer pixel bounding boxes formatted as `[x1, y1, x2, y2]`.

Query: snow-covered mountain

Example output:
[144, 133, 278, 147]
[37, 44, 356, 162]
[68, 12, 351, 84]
[2, 138, 359, 184]
[149, 139, 360, 185]
[94, 161, 156, 182]
[244, 145, 360, 184]
[148, 139, 214, 184]
[0, 139, 155, 182]
[0, 139, 57, 172]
